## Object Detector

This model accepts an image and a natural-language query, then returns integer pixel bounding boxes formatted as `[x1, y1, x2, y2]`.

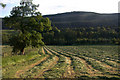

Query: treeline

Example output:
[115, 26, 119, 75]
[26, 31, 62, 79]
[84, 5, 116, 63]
[43, 26, 120, 45]
[2, 26, 120, 45]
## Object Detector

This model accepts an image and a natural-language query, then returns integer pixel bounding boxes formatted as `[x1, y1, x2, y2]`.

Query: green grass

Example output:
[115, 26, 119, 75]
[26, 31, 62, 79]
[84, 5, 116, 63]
[104, 60, 119, 68]
[2, 54, 46, 78]
[47, 45, 119, 78]
[21, 55, 55, 78]
[83, 57, 106, 72]
[43, 48, 68, 78]
[48, 45, 119, 62]
[2, 46, 40, 67]
[72, 57, 88, 76]
[2, 45, 120, 79]
[2, 45, 13, 57]
[2, 45, 47, 78]
[43, 56, 67, 78]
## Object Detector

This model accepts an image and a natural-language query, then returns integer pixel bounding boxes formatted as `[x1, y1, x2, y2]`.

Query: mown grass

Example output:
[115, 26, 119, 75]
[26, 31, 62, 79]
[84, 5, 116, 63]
[47, 45, 120, 78]
[47, 47, 99, 78]
[2, 45, 120, 79]
[43, 48, 68, 78]
[43, 56, 67, 78]
[20, 49, 56, 78]
[104, 60, 119, 68]
[2, 45, 47, 78]
[20, 55, 54, 78]
[48, 45, 119, 63]
[47, 48, 90, 77]
[72, 57, 88, 76]
[2, 47, 40, 67]
[82, 57, 106, 72]
[2, 54, 47, 78]
[2, 45, 13, 57]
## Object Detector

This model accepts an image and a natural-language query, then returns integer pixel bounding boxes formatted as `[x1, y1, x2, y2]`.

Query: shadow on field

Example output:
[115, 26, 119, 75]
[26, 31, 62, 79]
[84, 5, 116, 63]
[2, 76, 120, 80]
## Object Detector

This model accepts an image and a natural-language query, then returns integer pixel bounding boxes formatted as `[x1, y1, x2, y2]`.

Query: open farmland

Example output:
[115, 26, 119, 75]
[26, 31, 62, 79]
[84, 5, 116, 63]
[2, 45, 120, 79]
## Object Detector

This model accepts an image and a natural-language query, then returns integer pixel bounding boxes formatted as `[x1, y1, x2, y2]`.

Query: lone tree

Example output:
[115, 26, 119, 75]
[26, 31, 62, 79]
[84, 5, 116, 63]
[5, 0, 52, 55]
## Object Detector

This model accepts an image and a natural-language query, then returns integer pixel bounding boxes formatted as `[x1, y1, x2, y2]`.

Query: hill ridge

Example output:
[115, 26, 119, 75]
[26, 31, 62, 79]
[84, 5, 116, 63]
[43, 11, 118, 28]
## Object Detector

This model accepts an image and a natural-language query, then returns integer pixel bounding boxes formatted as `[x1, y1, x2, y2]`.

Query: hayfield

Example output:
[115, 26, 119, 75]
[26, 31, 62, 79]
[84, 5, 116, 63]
[2, 45, 120, 79]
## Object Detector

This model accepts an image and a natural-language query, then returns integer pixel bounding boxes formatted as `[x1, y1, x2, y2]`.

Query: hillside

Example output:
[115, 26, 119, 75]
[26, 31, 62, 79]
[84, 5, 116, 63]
[43, 11, 118, 28]
[1, 11, 119, 29]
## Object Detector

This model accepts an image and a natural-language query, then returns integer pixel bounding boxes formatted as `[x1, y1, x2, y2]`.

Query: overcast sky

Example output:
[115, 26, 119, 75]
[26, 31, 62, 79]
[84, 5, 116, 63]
[0, 0, 119, 17]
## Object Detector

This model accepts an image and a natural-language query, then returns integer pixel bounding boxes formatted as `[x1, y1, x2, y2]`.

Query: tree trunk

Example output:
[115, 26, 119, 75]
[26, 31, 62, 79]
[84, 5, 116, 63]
[20, 48, 25, 55]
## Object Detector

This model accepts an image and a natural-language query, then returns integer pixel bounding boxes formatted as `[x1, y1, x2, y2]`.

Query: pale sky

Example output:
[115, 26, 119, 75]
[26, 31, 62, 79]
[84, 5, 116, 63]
[0, 0, 119, 17]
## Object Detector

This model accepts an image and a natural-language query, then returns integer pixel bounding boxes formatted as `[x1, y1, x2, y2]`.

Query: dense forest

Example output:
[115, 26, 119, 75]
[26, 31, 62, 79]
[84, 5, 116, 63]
[43, 26, 120, 45]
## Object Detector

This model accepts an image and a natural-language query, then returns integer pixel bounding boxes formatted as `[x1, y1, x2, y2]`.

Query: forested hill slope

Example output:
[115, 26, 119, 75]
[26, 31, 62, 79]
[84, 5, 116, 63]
[43, 11, 118, 28]
[1, 11, 119, 29]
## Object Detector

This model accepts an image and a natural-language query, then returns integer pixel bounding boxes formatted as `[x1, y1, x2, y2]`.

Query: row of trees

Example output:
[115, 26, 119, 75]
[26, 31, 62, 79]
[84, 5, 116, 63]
[43, 27, 120, 45]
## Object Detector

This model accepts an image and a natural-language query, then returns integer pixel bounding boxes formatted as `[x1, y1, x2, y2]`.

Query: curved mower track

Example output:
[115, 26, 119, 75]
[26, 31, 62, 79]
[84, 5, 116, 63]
[46, 47, 76, 78]
[47, 47, 119, 78]
[13, 46, 119, 78]
[34, 56, 59, 78]
[34, 47, 59, 78]
[15, 55, 49, 78]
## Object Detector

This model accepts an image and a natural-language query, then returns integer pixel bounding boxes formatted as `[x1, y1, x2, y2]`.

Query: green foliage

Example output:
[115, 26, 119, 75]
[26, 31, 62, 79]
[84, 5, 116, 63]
[4, 0, 53, 54]
[0, 3, 6, 8]
[43, 27, 120, 45]
[10, 0, 40, 17]
[2, 30, 18, 45]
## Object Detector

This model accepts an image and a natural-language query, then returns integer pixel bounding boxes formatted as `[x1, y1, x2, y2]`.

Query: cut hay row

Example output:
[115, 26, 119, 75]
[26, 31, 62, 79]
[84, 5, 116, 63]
[47, 46, 119, 78]
[15, 55, 49, 78]
[47, 47, 104, 77]
[2, 45, 120, 79]
[18, 47, 59, 78]
[44, 47, 75, 78]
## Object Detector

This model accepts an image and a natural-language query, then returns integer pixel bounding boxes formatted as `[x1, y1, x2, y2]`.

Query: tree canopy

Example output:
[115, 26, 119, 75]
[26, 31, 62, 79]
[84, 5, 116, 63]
[5, 0, 53, 55]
